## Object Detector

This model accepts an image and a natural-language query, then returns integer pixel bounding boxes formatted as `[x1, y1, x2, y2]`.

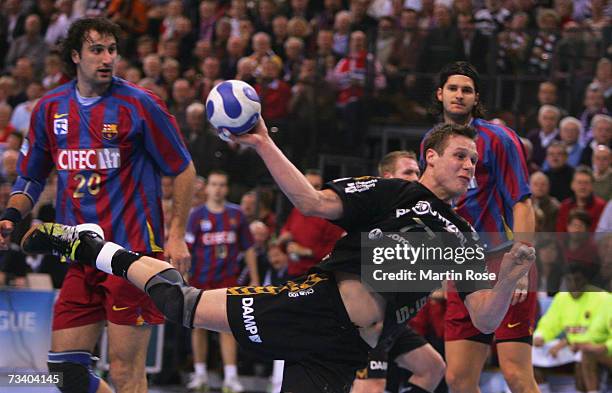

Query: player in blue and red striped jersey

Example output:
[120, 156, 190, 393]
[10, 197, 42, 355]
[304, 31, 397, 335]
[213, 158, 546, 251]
[186, 170, 254, 393]
[0, 18, 196, 393]
[420, 62, 538, 393]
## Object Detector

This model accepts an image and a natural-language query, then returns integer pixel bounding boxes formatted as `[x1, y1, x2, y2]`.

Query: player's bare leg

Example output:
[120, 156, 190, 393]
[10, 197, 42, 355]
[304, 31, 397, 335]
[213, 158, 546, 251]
[21, 223, 231, 332]
[445, 340, 488, 393]
[107, 323, 151, 393]
[497, 341, 539, 393]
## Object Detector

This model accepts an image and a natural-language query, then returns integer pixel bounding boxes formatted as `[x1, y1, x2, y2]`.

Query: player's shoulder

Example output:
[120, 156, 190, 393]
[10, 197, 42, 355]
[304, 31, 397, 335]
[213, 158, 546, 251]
[111, 77, 158, 102]
[473, 118, 519, 142]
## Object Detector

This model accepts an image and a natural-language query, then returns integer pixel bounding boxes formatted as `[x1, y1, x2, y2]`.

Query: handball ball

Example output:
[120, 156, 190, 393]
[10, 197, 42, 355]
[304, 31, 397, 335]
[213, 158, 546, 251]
[205, 80, 261, 142]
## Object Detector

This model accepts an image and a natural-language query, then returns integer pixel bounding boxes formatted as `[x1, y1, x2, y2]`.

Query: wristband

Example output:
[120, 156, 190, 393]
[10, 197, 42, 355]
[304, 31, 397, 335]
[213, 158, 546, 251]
[0, 207, 22, 225]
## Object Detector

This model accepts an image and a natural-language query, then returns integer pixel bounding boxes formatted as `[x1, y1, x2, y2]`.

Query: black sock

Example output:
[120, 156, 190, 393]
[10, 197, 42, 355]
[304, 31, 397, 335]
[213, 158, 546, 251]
[111, 249, 141, 278]
[399, 382, 432, 393]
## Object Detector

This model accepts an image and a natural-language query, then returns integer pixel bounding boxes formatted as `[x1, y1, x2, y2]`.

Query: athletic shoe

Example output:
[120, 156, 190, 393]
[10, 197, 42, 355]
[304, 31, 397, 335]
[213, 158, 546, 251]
[21, 223, 104, 261]
[222, 377, 244, 393]
[186, 373, 208, 392]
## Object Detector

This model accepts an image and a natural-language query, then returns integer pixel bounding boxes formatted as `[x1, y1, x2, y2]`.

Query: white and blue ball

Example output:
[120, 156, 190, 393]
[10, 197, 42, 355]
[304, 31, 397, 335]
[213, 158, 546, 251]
[205, 80, 261, 141]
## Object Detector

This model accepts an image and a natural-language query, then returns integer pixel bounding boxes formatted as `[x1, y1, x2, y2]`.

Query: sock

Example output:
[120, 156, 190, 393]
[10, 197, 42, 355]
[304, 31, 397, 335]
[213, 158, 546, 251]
[271, 360, 284, 384]
[94, 242, 141, 278]
[224, 364, 238, 381]
[194, 362, 207, 376]
[399, 381, 431, 393]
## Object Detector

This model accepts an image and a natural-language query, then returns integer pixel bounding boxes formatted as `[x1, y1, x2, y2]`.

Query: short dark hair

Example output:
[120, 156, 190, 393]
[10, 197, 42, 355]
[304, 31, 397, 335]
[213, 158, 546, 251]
[378, 151, 417, 176]
[568, 208, 592, 228]
[422, 123, 477, 165]
[431, 61, 486, 119]
[208, 169, 229, 180]
[573, 165, 594, 182]
[60, 18, 122, 77]
[304, 169, 322, 177]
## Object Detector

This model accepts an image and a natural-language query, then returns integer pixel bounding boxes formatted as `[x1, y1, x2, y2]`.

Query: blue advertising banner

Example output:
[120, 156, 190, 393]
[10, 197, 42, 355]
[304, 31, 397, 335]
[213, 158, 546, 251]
[0, 289, 56, 371]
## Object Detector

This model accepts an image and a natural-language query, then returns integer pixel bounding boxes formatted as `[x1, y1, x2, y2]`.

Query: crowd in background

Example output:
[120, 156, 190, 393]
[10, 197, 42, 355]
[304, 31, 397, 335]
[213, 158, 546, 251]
[0, 0, 610, 391]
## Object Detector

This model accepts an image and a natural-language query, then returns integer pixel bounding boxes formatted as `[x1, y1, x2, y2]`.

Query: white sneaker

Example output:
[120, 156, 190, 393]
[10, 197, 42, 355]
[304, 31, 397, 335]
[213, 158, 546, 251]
[222, 377, 244, 393]
[186, 373, 208, 392]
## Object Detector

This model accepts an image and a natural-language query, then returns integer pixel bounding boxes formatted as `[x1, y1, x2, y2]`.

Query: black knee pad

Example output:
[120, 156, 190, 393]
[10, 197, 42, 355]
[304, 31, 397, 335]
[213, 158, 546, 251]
[48, 351, 101, 393]
[144, 268, 202, 328]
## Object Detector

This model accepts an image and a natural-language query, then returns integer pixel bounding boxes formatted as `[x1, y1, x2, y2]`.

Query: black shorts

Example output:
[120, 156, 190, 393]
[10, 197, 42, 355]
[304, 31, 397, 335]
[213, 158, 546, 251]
[355, 326, 427, 379]
[226, 272, 370, 393]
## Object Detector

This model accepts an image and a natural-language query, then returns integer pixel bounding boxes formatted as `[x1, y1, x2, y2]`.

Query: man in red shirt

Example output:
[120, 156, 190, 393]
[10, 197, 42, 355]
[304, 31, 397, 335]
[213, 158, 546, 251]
[556, 165, 606, 232]
[278, 169, 344, 277]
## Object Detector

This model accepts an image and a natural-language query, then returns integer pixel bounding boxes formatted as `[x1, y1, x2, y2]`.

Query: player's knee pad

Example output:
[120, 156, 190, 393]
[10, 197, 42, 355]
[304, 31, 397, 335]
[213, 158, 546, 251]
[144, 268, 202, 328]
[47, 351, 101, 393]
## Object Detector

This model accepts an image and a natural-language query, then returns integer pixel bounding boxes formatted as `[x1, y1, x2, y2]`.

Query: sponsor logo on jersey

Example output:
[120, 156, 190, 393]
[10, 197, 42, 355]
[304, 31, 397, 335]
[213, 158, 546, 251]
[344, 178, 378, 193]
[201, 231, 236, 245]
[102, 123, 118, 140]
[200, 219, 212, 231]
[57, 148, 120, 170]
[241, 298, 262, 343]
[53, 118, 68, 135]
[369, 360, 388, 371]
[20, 138, 29, 156]
[288, 288, 314, 298]
[368, 228, 383, 240]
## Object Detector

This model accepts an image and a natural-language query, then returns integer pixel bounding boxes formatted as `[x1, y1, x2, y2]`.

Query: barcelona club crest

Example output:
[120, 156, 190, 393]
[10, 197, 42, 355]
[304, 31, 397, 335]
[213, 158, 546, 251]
[102, 123, 118, 140]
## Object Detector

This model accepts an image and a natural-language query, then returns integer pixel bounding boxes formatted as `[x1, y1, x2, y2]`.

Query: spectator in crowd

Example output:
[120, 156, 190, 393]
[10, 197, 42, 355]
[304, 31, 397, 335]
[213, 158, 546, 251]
[168, 78, 194, 134]
[579, 84, 610, 141]
[535, 237, 565, 295]
[9, 81, 44, 135]
[474, 0, 511, 36]
[238, 220, 271, 286]
[142, 53, 162, 83]
[534, 262, 609, 392]
[282, 37, 304, 84]
[526, 8, 559, 76]
[239, 189, 277, 234]
[332, 10, 351, 57]
[45, 0, 80, 45]
[254, 56, 292, 142]
[185, 170, 253, 393]
[571, 298, 612, 393]
[349, 0, 378, 39]
[554, 116, 584, 169]
[458, 12, 490, 75]
[524, 81, 568, 133]
[278, 169, 344, 278]
[42, 52, 69, 90]
[562, 209, 600, 268]
[377, 150, 420, 181]
[553, 21, 602, 112]
[1, 149, 18, 183]
[495, 12, 529, 76]
[5, 13, 49, 76]
[271, 15, 289, 56]
[591, 145, 611, 200]
[0, 103, 16, 147]
[417, 3, 464, 75]
[374, 16, 396, 70]
[253, 0, 276, 36]
[527, 105, 561, 168]
[543, 141, 574, 202]
[331, 30, 386, 149]
[313, 29, 337, 79]
[530, 171, 560, 232]
[235, 57, 257, 85]
[556, 166, 606, 232]
[212, 17, 232, 58]
[590, 57, 612, 114]
[161, 57, 181, 94]
[580, 114, 612, 166]
[249, 32, 282, 71]
[0, 76, 17, 107]
[221, 36, 246, 80]
[262, 243, 289, 286]
[10, 57, 35, 103]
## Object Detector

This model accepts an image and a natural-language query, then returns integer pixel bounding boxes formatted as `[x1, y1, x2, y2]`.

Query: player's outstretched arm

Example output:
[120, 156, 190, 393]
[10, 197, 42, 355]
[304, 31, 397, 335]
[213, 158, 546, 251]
[230, 119, 343, 220]
[464, 242, 535, 333]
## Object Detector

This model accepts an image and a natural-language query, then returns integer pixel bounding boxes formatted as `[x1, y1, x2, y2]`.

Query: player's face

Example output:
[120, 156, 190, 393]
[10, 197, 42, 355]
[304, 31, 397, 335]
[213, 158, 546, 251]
[72, 30, 117, 90]
[430, 135, 478, 199]
[388, 157, 420, 181]
[437, 75, 478, 124]
[206, 174, 229, 203]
